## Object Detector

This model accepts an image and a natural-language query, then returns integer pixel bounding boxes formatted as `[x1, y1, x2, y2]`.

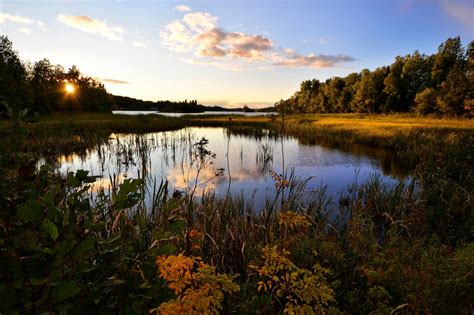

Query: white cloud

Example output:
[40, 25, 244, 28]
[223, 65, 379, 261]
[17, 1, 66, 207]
[18, 27, 31, 34]
[175, 5, 192, 12]
[101, 78, 131, 84]
[133, 41, 147, 48]
[0, 12, 34, 24]
[161, 10, 354, 70]
[57, 14, 124, 40]
[0, 12, 49, 32]
[161, 12, 272, 61]
[271, 49, 354, 68]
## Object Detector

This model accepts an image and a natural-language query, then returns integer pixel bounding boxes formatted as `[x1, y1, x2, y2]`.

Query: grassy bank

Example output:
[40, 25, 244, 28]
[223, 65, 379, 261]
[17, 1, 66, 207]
[0, 112, 473, 313]
[0, 112, 185, 163]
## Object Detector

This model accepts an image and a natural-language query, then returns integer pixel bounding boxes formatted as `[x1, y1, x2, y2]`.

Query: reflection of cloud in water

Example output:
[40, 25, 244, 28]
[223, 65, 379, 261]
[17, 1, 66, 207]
[167, 164, 261, 196]
[167, 165, 222, 194]
[58, 153, 81, 164]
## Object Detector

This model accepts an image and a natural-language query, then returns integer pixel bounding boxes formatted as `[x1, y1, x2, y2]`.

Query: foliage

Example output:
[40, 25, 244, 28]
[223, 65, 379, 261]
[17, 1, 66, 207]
[250, 246, 335, 314]
[414, 87, 438, 115]
[153, 254, 239, 314]
[277, 37, 473, 117]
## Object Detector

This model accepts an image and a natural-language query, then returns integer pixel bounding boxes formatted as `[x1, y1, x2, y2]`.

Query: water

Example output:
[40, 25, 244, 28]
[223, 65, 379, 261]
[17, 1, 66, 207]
[47, 127, 407, 210]
[112, 110, 276, 117]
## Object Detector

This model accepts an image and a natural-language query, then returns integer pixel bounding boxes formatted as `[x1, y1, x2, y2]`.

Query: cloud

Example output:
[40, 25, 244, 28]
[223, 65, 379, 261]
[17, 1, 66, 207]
[101, 78, 131, 84]
[133, 41, 147, 48]
[0, 12, 35, 24]
[0, 12, 49, 32]
[440, 0, 474, 30]
[161, 10, 353, 70]
[57, 14, 124, 40]
[161, 12, 272, 61]
[272, 50, 355, 68]
[175, 5, 191, 12]
[18, 27, 31, 34]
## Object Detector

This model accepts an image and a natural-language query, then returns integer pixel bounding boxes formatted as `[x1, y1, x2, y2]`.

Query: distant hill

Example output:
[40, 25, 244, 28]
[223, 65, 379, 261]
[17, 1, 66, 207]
[113, 95, 275, 113]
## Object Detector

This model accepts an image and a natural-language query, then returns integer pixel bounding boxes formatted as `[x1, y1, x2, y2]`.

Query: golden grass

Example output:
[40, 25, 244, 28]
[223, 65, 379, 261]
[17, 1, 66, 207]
[188, 113, 473, 138]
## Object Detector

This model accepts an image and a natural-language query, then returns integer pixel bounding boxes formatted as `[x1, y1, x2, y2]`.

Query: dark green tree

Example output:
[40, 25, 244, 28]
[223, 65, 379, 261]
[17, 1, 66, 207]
[0, 36, 31, 112]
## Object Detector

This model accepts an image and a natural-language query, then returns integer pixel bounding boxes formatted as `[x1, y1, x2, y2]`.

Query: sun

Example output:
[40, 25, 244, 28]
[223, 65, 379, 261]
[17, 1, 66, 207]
[65, 83, 75, 94]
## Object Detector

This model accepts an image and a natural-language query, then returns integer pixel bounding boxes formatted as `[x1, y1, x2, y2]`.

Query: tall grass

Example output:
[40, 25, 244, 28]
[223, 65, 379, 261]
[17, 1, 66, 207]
[0, 111, 472, 313]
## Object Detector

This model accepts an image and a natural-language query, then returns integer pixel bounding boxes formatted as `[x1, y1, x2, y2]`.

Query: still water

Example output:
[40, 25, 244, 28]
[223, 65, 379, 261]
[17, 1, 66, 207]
[49, 127, 407, 210]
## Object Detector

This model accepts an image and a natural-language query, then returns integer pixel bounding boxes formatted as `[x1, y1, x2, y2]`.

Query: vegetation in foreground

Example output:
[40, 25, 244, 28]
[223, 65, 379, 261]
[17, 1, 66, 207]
[0, 111, 472, 314]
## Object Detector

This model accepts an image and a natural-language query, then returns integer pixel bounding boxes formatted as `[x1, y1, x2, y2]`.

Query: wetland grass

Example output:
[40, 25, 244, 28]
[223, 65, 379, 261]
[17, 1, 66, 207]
[0, 112, 472, 313]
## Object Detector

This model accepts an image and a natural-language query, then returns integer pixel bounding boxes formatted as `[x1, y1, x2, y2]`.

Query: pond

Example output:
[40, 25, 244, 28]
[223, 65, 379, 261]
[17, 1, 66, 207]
[45, 126, 409, 211]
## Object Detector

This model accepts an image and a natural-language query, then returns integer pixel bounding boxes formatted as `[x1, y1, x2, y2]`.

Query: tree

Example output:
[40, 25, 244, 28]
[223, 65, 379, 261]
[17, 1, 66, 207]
[383, 56, 406, 112]
[432, 37, 464, 88]
[277, 37, 471, 116]
[352, 68, 388, 113]
[0, 36, 31, 112]
[414, 88, 438, 115]
[436, 67, 469, 116]
[401, 51, 432, 110]
[31, 59, 63, 113]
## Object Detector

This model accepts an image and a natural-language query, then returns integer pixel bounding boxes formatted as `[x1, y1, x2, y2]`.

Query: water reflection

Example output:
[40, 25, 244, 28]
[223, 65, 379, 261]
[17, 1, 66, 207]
[44, 127, 409, 210]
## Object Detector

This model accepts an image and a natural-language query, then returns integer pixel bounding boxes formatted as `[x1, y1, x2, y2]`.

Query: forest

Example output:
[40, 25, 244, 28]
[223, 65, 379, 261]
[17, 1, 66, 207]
[276, 37, 473, 116]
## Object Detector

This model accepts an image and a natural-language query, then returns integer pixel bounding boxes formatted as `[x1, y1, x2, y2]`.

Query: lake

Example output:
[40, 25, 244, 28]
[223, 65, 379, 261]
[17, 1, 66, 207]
[46, 126, 408, 211]
[112, 110, 276, 117]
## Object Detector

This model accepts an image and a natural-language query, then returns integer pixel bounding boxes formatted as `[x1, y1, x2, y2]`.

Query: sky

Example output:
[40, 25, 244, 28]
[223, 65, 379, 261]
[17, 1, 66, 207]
[0, 0, 473, 108]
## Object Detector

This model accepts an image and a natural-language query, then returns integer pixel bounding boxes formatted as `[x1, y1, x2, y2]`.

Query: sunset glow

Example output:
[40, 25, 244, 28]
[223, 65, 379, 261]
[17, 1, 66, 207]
[65, 83, 75, 94]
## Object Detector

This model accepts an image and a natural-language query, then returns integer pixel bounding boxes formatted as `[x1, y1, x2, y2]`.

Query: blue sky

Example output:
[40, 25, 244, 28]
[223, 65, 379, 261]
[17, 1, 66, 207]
[1, 0, 473, 107]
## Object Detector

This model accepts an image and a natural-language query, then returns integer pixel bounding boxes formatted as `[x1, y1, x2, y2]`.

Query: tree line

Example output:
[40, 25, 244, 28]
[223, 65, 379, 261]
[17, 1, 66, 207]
[276, 37, 473, 116]
[0, 36, 114, 113]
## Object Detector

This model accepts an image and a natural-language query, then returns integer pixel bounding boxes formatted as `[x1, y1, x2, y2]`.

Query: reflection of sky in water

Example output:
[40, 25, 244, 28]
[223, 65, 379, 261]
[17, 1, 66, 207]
[51, 127, 401, 210]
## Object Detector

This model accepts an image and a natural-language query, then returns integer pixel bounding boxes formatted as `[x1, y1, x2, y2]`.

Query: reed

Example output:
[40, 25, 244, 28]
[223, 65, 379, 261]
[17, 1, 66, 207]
[0, 111, 472, 313]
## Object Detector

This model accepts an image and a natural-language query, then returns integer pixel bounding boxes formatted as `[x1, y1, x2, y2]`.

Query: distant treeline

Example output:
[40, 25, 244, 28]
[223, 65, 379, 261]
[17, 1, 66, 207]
[114, 96, 207, 112]
[114, 95, 233, 113]
[276, 37, 473, 116]
[114, 95, 274, 113]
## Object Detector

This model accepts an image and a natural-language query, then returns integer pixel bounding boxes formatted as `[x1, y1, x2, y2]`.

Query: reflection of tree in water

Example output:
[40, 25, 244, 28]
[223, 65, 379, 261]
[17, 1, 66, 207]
[293, 135, 411, 178]
[256, 143, 273, 175]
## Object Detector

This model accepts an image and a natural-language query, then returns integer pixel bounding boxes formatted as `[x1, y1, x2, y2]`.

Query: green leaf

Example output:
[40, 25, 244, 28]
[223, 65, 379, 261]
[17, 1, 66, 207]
[156, 244, 176, 255]
[17, 200, 43, 223]
[75, 169, 89, 182]
[43, 192, 55, 206]
[51, 281, 80, 303]
[42, 219, 59, 240]
[74, 235, 96, 255]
